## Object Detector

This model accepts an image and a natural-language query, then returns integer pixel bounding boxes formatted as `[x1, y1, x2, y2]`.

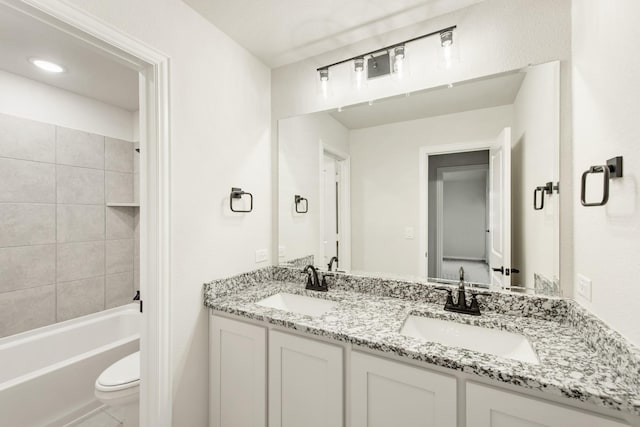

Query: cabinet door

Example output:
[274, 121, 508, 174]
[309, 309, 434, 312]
[269, 330, 343, 427]
[351, 351, 457, 427]
[210, 315, 266, 427]
[466, 382, 629, 427]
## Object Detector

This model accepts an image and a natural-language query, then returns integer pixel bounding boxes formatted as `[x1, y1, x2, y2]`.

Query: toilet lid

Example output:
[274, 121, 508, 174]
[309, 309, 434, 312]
[96, 351, 140, 391]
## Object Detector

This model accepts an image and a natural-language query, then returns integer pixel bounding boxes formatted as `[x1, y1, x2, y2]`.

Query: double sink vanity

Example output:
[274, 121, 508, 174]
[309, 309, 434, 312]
[204, 266, 640, 427]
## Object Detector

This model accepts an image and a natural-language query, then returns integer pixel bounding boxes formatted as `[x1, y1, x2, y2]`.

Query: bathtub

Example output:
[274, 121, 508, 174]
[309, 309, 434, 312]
[0, 304, 140, 427]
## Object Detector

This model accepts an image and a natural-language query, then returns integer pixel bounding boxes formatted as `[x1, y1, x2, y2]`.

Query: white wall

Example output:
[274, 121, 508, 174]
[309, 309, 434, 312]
[278, 113, 349, 265]
[0, 69, 135, 141]
[271, 0, 573, 288]
[442, 173, 487, 259]
[349, 105, 512, 276]
[572, 0, 640, 346]
[512, 62, 560, 289]
[56, 0, 272, 425]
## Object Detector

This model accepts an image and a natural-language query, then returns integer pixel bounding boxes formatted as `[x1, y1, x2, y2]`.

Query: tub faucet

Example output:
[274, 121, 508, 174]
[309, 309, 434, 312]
[302, 265, 328, 292]
[132, 290, 142, 313]
[327, 256, 339, 272]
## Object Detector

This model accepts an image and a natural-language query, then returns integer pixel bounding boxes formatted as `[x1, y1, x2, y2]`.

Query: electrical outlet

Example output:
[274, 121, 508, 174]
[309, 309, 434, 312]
[255, 249, 268, 263]
[577, 274, 592, 301]
[404, 227, 414, 239]
[278, 246, 286, 258]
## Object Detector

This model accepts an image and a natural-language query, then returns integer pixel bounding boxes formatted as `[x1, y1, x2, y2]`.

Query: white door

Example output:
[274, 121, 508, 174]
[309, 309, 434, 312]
[467, 383, 629, 427]
[210, 315, 266, 427]
[489, 128, 512, 289]
[351, 352, 457, 427]
[269, 331, 343, 427]
[322, 154, 339, 267]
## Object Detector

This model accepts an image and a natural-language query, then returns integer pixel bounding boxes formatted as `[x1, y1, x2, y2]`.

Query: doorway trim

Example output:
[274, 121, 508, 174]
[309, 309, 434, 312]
[318, 141, 351, 272]
[418, 140, 492, 278]
[3, 1, 173, 425]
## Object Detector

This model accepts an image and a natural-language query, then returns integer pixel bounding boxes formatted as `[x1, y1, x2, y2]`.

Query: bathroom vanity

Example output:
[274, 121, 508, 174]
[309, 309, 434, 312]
[204, 267, 640, 427]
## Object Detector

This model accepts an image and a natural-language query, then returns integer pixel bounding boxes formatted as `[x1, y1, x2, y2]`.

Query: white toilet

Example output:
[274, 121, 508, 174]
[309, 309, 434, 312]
[95, 351, 140, 427]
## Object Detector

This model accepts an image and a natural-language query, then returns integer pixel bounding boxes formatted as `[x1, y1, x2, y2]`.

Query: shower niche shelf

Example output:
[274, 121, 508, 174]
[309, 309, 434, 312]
[106, 202, 140, 207]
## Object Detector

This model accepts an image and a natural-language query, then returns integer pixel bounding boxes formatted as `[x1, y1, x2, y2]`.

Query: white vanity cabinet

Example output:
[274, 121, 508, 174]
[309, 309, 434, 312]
[466, 383, 630, 427]
[350, 351, 457, 427]
[210, 315, 266, 427]
[210, 313, 632, 427]
[268, 330, 344, 427]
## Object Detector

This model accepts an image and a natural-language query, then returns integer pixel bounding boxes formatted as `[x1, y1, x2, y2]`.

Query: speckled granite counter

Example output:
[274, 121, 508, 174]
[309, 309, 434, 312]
[203, 267, 640, 417]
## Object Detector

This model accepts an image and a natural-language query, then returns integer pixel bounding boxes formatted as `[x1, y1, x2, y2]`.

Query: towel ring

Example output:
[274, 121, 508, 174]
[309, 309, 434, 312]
[230, 187, 253, 213]
[580, 156, 623, 207]
[294, 195, 308, 213]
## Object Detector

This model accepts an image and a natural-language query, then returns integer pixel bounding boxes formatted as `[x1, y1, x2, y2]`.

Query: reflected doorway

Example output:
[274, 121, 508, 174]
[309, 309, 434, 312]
[435, 163, 489, 283]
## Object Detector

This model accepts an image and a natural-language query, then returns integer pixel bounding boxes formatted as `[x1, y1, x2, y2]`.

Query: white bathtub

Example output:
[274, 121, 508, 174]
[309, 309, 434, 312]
[0, 304, 140, 427]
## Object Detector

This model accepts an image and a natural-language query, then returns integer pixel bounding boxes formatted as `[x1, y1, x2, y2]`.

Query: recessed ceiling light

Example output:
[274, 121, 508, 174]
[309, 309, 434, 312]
[29, 58, 65, 73]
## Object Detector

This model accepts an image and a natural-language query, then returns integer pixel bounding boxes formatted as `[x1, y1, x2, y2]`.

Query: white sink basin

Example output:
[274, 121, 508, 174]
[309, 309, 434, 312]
[256, 293, 337, 317]
[400, 315, 539, 364]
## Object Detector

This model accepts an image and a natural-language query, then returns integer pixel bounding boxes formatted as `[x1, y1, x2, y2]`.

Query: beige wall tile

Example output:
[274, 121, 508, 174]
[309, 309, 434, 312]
[56, 165, 104, 205]
[105, 137, 133, 172]
[106, 207, 135, 239]
[0, 285, 55, 337]
[106, 239, 134, 274]
[0, 158, 55, 203]
[0, 245, 55, 293]
[105, 171, 133, 203]
[0, 114, 55, 163]
[56, 127, 104, 169]
[106, 271, 134, 309]
[57, 241, 105, 282]
[57, 276, 105, 321]
[57, 205, 105, 243]
[0, 204, 55, 247]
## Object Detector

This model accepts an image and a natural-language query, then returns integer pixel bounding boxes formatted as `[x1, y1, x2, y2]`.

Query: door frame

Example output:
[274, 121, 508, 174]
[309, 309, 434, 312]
[418, 140, 492, 279]
[318, 141, 351, 272]
[2, 1, 173, 425]
[435, 164, 489, 278]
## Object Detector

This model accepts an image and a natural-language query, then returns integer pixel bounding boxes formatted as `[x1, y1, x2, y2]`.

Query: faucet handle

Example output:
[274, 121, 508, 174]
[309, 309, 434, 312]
[434, 286, 455, 307]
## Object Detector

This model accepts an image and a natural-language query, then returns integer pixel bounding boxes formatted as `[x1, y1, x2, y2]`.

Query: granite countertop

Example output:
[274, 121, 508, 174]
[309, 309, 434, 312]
[204, 267, 640, 417]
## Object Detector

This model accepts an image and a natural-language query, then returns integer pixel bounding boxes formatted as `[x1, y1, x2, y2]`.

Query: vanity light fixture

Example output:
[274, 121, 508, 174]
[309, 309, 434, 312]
[318, 67, 329, 98]
[440, 29, 454, 47]
[317, 25, 456, 93]
[393, 45, 406, 78]
[29, 57, 65, 73]
[352, 57, 365, 90]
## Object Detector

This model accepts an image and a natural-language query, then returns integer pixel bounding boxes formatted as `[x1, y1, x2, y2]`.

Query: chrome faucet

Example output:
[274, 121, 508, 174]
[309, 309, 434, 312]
[327, 256, 339, 272]
[302, 265, 328, 292]
[434, 266, 489, 316]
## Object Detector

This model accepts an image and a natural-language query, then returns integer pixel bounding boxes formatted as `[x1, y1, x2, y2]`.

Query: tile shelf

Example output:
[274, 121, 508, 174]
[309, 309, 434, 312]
[106, 202, 140, 207]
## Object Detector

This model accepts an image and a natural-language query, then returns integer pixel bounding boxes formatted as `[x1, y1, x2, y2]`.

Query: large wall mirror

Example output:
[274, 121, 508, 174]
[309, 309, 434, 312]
[278, 61, 560, 295]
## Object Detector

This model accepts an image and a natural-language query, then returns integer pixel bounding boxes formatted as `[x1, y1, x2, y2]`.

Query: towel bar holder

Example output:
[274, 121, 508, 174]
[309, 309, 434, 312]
[580, 156, 623, 207]
[230, 187, 253, 213]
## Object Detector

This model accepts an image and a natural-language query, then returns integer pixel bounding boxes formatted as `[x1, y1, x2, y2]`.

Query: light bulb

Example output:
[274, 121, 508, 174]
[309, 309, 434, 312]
[352, 57, 365, 90]
[437, 29, 459, 70]
[440, 30, 453, 47]
[318, 68, 329, 99]
[392, 45, 407, 81]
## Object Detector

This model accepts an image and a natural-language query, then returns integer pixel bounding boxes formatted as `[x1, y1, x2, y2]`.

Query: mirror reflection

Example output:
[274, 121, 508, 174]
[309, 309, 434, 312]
[279, 61, 560, 295]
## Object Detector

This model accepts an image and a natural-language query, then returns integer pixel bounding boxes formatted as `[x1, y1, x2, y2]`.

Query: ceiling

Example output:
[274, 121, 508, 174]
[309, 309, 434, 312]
[184, 0, 485, 68]
[0, 5, 139, 111]
[328, 71, 525, 129]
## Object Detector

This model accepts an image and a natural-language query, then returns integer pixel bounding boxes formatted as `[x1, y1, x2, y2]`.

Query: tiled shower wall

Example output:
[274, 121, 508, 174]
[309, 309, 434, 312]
[0, 113, 139, 337]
